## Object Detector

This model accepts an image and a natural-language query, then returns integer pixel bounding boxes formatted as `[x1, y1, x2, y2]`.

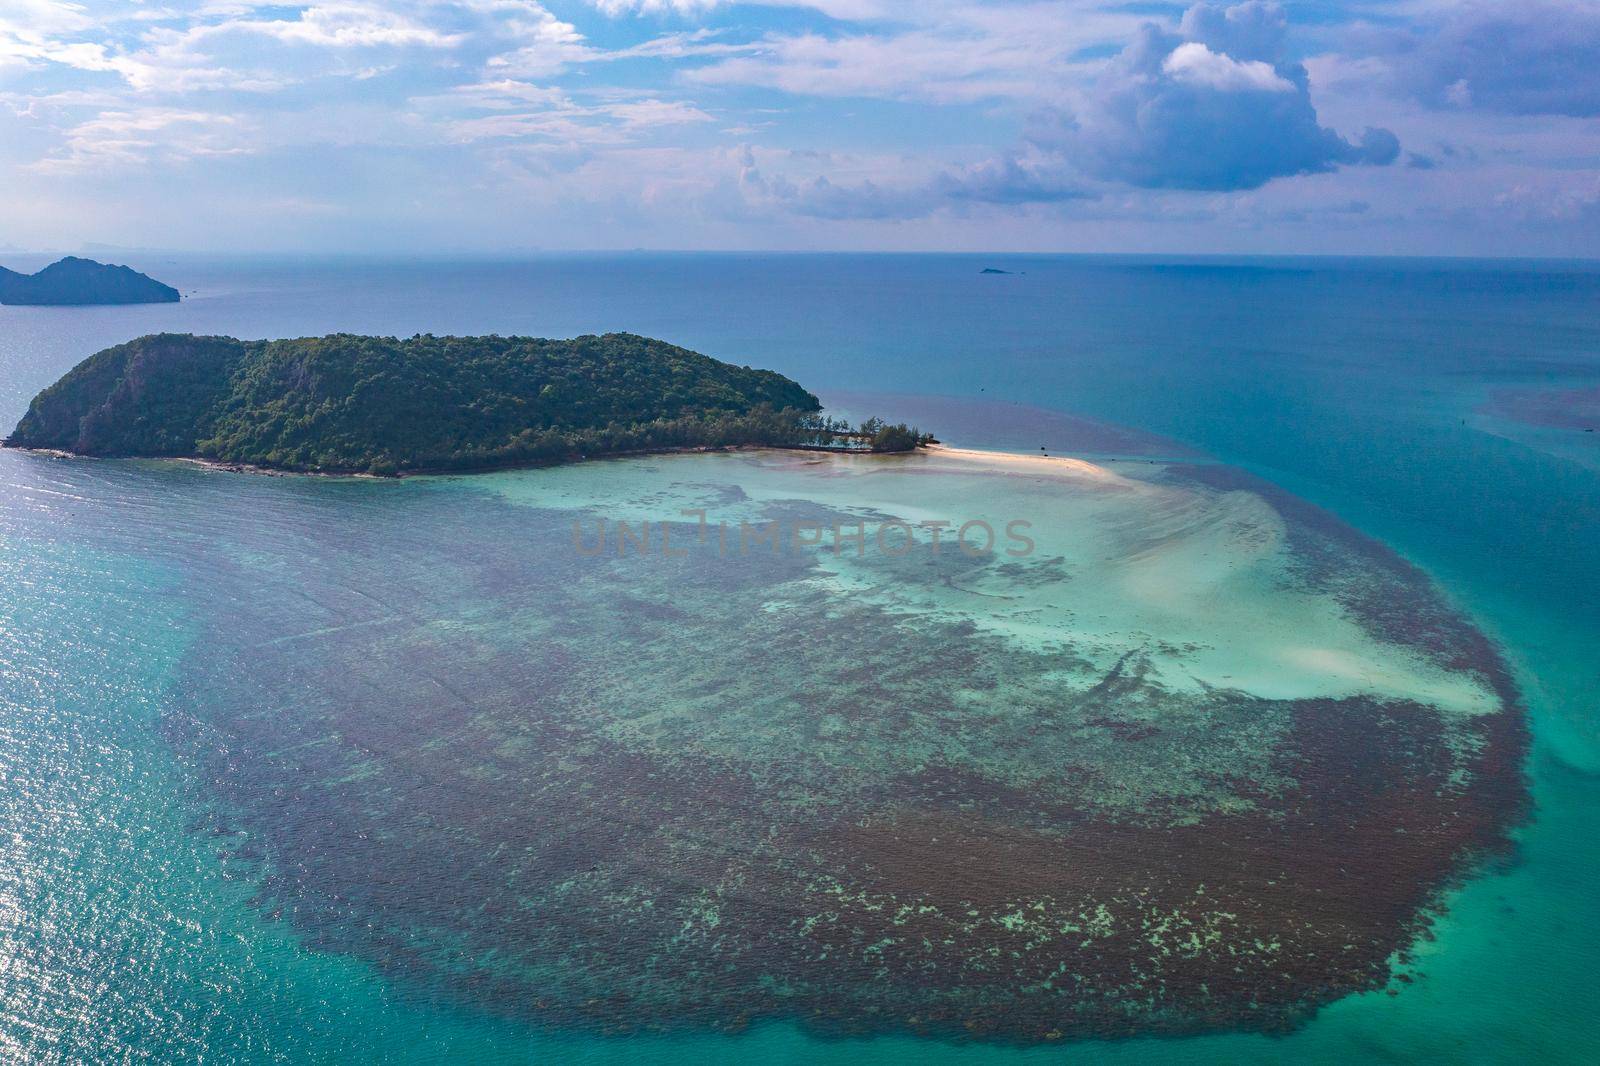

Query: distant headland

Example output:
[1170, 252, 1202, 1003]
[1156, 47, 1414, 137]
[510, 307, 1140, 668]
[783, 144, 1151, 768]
[0, 256, 180, 305]
[4, 332, 930, 476]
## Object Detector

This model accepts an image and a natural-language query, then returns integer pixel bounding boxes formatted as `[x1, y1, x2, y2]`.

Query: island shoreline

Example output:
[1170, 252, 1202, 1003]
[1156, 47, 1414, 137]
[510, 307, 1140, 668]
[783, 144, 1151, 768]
[0, 439, 1152, 482]
[0, 440, 932, 480]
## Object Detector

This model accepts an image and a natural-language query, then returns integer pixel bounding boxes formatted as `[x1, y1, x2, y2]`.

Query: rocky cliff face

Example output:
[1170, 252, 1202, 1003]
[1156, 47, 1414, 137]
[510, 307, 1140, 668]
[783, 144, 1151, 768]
[5, 334, 244, 454]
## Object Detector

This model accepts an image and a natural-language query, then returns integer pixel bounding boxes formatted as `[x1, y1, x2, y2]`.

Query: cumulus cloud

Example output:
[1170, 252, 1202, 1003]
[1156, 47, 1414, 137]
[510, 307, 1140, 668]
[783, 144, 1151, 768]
[722, 2, 1402, 219]
[1381, 1, 1600, 117]
[1049, 2, 1398, 191]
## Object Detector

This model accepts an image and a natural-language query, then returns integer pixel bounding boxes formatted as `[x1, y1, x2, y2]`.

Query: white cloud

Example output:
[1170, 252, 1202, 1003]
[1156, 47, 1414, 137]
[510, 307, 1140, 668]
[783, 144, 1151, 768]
[422, 79, 713, 147]
[3, 2, 573, 92]
[2, 0, 1593, 254]
[691, 29, 1067, 104]
[251, 4, 460, 49]
[483, 6, 593, 77]
[605, 97, 715, 128]
[589, 0, 721, 15]
[0, 1, 115, 74]
[0, 3, 468, 93]
[1162, 42, 1292, 93]
[679, 3, 1145, 104]
[34, 105, 250, 171]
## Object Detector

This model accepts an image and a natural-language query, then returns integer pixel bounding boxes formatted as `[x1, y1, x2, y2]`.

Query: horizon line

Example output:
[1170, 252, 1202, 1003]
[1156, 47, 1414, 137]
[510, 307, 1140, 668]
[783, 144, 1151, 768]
[5, 248, 1600, 266]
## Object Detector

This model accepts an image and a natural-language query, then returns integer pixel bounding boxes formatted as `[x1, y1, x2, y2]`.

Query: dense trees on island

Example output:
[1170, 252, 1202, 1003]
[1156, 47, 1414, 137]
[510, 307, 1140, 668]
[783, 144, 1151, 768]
[795, 414, 931, 453]
[5, 332, 930, 475]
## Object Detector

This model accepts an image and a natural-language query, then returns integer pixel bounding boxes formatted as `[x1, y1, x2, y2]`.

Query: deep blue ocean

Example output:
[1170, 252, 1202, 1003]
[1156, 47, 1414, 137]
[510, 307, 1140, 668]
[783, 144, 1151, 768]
[1, 254, 1597, 1063]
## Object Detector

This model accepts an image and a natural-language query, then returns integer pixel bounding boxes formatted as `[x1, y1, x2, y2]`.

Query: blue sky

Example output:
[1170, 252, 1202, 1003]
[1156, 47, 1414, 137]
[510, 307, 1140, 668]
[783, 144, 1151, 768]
[2, 1, 1597, 255]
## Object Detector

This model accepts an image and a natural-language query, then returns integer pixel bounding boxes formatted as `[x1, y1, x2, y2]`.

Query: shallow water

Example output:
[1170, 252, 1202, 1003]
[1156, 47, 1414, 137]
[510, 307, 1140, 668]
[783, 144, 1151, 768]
[0, 254, 1596, 1062]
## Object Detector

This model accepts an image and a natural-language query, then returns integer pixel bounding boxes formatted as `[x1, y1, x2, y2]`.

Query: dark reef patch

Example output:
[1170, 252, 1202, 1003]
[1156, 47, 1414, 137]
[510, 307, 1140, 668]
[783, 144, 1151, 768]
[159, 460, 1528, 1044]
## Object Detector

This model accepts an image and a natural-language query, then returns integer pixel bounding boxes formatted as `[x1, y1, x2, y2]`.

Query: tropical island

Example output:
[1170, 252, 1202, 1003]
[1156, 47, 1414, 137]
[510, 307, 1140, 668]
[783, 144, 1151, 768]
[3, 332, 930, 475]
[0, 256, 181, 305]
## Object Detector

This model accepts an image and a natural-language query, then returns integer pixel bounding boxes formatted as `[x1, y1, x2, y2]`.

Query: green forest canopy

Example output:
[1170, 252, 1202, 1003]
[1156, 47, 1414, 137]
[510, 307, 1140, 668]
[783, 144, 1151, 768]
[6, 332, 928, 475]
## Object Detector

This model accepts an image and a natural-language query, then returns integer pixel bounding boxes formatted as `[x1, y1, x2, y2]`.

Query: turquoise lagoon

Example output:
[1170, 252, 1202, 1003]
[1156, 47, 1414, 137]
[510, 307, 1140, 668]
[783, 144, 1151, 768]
[0, 255, 1596, 1063]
